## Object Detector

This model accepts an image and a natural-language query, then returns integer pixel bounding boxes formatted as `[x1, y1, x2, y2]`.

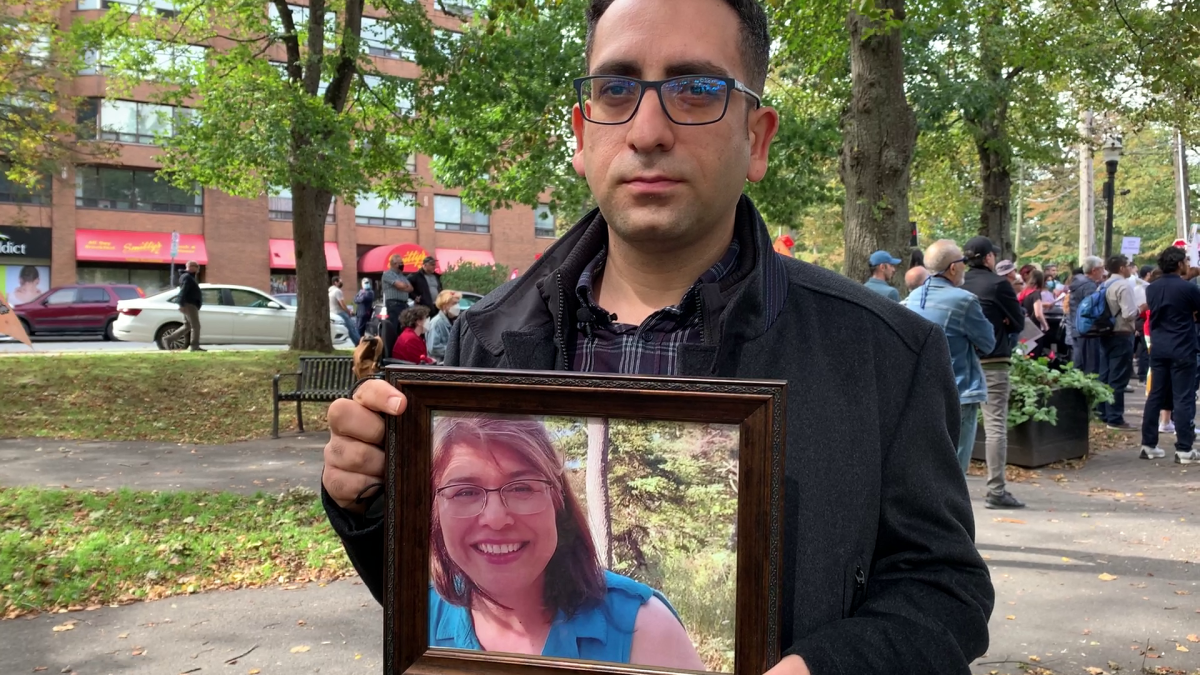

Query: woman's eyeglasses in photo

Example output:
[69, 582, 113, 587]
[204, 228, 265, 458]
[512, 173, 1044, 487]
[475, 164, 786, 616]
[436, 479, 556, 519]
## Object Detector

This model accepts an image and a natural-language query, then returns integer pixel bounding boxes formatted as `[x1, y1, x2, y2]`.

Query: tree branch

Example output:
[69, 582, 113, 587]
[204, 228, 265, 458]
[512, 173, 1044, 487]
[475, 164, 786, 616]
[1005, 66, 1024, 81]
[270, 0, 302, 82]
[303, 0, 326, 95]
[324, 0, 362, 113]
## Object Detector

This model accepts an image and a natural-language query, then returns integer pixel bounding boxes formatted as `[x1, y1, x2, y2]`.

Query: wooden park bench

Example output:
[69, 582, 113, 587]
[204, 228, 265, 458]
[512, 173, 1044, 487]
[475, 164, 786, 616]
[272, 355, 355, 439]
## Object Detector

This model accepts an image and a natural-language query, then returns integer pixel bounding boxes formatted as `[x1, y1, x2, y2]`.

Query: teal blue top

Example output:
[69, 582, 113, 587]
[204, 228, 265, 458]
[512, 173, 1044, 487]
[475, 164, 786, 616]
[864, 277, 900, 301]
[429, 570, 679, 663]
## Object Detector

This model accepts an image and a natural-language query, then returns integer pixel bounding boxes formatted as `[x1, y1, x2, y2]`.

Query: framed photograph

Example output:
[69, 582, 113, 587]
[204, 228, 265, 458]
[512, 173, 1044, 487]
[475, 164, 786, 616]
[383, 367, 786, 675]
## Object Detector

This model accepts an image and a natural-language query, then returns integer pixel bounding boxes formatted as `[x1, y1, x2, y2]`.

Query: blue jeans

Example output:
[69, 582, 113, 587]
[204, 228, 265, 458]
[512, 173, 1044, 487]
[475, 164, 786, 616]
[338, 310, 360, 345]
[1098, 333, 1134, 424]
[957, 403, 981, 474]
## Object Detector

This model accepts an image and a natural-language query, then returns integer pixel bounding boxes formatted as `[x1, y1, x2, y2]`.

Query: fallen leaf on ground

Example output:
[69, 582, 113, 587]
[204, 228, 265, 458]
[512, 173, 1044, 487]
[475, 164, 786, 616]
[248, 669, 261, 674]
[1174, 590, 1191, 595]
[1005, 615, 1016, 620]
[994, 518, 1026, 524]
[1082, 629, 1092, 635]
[1028, 655, 1041, 662]
[1176, 644, 1189, 652]
[1084, 668, 1106, 675]
[1098, 573, 1119, 581]
[296, 620, 306, 626]
[33, 668, 47, 673]
[1187, 634, 1199, 642]
[355, 654, 362, 660]
[117, 633, 128, 639]
[289, 645, 310, 653]
[131, 648, 144, 656]
[51, 623, 75, 632]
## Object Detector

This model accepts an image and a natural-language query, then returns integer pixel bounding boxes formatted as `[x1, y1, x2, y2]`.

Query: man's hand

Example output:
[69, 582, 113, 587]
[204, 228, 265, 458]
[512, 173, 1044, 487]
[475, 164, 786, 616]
[322, 380, 406, 513]
[765, 655, 810, 675]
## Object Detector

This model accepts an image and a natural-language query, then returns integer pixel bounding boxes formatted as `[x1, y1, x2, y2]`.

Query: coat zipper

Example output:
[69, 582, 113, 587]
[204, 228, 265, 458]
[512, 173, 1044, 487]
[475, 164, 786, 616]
[853, 564, 866, 611]
[554, 271, 570, 371]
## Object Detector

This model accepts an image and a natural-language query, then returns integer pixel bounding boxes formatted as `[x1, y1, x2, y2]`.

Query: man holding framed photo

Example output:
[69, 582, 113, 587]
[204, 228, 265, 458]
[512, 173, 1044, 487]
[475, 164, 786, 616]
[320, 1, 993, 673]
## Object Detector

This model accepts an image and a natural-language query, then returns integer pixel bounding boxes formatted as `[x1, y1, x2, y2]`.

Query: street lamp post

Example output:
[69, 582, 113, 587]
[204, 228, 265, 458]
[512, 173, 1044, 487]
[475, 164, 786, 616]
[1101, 135, 1123, 260]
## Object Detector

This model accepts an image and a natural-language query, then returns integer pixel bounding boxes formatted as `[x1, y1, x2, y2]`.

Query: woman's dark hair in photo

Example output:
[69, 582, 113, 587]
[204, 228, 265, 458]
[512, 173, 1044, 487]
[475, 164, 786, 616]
[1028, 269, 1046, 291]
[1158, 246, 1188, 275]
[18, 266, 39, 283]
[399, 305, 430, 329]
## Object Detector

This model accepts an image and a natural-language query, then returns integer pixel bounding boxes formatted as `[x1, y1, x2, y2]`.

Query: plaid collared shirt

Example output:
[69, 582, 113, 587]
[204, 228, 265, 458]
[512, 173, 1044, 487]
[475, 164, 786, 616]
[571, 240, 741, 375]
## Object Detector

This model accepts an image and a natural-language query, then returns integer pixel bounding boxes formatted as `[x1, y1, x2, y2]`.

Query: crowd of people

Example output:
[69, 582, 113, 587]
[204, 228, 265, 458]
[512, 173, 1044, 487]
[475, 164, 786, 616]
[870, 239, 1200, 474]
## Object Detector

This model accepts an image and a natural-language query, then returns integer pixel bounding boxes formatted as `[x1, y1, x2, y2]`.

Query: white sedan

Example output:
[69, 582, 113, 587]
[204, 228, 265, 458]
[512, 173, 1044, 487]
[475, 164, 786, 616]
[113, 283, 350, 349]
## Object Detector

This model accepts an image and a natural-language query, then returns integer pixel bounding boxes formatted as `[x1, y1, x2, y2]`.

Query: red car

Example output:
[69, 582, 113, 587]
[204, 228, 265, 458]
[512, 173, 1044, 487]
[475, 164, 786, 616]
[14, 284, 145, 340]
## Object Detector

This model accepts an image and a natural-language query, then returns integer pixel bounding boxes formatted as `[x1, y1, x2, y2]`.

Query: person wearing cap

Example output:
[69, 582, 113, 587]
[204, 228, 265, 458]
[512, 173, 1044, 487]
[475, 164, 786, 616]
[354, 277, 376, 341]
[995, 260, 1017, 287]
[408, 256, 444, 318]
[902, 240, 995, 473]
[864, 250, 901, 301]
[960, 236, 1026, 509]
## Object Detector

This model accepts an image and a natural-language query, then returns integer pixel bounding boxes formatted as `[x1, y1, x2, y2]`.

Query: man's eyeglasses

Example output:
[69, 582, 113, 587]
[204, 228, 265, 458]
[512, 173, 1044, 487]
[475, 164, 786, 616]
[573, 75, 763, 126]
[435, 479, 555, 519]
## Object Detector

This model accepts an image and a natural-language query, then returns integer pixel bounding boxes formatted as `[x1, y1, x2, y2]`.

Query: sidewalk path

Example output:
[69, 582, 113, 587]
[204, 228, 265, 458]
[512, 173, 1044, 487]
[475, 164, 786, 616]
[1, 389, 1197, 675]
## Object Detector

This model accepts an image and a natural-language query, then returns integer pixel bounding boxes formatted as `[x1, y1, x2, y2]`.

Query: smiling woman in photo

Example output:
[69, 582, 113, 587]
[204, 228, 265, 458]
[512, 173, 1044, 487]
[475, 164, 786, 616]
[428, 414, 705, 670]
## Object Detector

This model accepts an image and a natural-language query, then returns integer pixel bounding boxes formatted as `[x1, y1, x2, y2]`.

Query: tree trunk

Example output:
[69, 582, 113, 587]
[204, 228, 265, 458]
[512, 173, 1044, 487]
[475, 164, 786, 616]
[585, 417, 612, 569]
[839, 0, 917, 288]
[976, 128, 1013, 261]
[289, 181, 335, 352]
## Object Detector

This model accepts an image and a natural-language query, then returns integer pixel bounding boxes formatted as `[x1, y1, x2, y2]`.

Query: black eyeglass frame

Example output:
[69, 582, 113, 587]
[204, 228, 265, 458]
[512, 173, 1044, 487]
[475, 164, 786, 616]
[573, 74, 763, 126]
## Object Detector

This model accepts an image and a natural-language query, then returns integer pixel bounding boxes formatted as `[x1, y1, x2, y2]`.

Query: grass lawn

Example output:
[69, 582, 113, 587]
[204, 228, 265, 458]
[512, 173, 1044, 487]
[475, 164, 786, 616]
[0, 351, 341, 443]
[0, 486, 355, 618]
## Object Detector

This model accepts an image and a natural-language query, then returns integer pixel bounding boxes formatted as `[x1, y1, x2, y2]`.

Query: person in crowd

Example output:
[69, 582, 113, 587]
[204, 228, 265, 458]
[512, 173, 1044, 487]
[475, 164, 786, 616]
[1020, 270, 1052, 357]
[1012, 276, 1025, 297]
[11, 266, 43, 305]
[996, 260, 1017, 287]
[1134, 266, 1153, 385]
[409, 256, 443, 318]
[910, 247, 924, 270]
[904, 265, 929, 292]
[166, 261, 204, 352]
[1097, 255, 1139, 430]
[425, 290, 462, 363]
[1140, 246, 1200, 464]
[961, 236, 1026, 509]
[428, 414, 704, 667]
[1044, 263, 1064, 297]
[354, 278, 376, 340]
[329, 276, 361, 346]
[392, 305, 435, 364]
[902, 240, 995, 472]
[1068, 256, 1106, 374]
[1142, 269, 1174, 433]
[863, 250, 901, 301]
[382, 254, 414, 336]
[320, 1, 994, 673]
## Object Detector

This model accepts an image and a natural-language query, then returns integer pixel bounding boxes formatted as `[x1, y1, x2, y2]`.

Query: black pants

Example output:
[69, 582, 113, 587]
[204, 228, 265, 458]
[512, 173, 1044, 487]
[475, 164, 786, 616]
[1141, 356, 1197, 451]
[385, 299, 406, 335]
[1134, 332, 1149, 382]
[1098, 333, 1133, 424]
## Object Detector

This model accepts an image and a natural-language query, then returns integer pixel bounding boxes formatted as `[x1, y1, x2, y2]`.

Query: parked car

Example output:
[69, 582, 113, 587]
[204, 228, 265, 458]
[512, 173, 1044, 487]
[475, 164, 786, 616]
[14, 284, 145, 340]
[113, 283, 349, 349]
[274, 293, 297, 306]
[371, 291, 484, 324]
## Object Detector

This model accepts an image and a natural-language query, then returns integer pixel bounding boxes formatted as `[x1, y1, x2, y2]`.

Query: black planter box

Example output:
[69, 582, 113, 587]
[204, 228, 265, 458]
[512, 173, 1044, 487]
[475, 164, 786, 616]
[972, 387, 1090, 468]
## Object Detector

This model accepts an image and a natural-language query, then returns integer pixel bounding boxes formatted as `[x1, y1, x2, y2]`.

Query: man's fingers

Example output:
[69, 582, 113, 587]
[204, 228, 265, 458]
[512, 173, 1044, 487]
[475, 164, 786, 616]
[352, 379, 406, 416]
[325, 434, 386, 479]
[322, 465, 383, 512]
[327, 398, 388, 445]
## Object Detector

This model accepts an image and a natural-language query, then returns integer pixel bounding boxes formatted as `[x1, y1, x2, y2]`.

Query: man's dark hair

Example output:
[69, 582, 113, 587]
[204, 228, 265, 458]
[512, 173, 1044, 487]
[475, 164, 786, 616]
[1105, 255, 1128, 275]
[1139, 264, 1154, 279]
[1158, 246, 1188, 275]
[331, 276, 341, 285]
[910, 248, 924, 268]
[584, 0, 770, 92]
[399, 305, 430, 329]
[18, 265, 38, 284]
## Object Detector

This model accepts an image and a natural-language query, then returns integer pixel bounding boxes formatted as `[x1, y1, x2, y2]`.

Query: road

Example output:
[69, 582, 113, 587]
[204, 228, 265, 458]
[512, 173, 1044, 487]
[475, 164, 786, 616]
[0, 336, 353, 355]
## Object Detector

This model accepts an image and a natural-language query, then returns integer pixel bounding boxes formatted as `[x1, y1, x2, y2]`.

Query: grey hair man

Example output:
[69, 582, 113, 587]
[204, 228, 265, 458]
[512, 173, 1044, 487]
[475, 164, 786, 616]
[902, 240, 995, 472]
[1067, 255, 1106, 375]
[166, 261, 204, 351]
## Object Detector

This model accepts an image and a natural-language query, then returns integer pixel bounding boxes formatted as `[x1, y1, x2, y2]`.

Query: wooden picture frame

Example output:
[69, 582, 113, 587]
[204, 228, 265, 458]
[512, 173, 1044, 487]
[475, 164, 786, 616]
[384, 367, 787, 675]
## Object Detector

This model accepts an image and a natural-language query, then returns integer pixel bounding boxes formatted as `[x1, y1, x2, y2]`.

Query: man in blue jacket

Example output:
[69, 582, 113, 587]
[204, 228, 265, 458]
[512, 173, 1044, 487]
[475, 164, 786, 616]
[319, 1, 993, 673]
[1140, 246, 1200, 464]
[903, 240, 996, 472]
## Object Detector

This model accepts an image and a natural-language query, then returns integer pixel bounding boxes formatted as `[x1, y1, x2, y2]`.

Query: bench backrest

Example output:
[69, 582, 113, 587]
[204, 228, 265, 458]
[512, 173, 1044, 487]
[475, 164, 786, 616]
[297, 356, 355, 393]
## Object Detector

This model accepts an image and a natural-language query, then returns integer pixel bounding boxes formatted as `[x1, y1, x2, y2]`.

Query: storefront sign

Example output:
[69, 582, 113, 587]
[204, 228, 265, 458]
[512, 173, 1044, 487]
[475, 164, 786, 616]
[75, 229, 209, 264]
[268, 239, 344, 270]
[0, 226, 52, 260]
[359, 243, 431, 273]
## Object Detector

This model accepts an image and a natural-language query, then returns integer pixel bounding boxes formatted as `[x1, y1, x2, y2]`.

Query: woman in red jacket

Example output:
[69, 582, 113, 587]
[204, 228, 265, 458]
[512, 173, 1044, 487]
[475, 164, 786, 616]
[393, 306, 435, 365]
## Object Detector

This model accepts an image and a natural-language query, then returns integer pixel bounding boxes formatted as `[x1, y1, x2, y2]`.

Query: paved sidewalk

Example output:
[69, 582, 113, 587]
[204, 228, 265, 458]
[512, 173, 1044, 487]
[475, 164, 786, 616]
[1, 393, 1198, 674]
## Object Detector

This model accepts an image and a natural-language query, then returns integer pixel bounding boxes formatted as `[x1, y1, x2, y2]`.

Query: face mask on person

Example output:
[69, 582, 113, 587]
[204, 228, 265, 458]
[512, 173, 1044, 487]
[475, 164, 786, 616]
[447, 305, 461, 318]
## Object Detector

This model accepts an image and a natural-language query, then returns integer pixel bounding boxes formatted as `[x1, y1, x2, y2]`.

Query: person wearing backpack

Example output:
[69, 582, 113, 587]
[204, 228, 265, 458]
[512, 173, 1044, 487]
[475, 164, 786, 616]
[961, 236, 1026, 509]
[1096, 255, 1140, 429]
[1067, 257, 1106, 374]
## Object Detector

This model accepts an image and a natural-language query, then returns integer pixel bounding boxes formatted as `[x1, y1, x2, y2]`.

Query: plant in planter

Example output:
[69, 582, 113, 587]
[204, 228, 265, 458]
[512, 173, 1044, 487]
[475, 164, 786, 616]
[1007, 355, 1113, 429]
[974, 353, 1114, 468]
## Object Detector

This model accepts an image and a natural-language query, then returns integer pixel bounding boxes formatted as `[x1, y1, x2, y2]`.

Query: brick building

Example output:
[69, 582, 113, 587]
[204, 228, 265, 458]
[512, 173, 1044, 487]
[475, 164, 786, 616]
[0, 0, 560, 302]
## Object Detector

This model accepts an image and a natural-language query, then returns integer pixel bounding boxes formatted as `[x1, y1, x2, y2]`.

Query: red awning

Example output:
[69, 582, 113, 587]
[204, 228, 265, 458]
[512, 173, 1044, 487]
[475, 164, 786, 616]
[268, 239, 344, 271]
[436, 248, 495, 272]
[76, 229, 208, 264]
[359, 243, 431, 273]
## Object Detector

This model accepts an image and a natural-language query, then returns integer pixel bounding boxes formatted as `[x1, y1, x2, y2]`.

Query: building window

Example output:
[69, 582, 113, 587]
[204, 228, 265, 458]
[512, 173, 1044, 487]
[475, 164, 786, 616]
[267, 3, 336, 47]
[77, 99, 192, 144]
[406, 154, 417, 173]
[439, 0, 478, 17]
[360, 74, 412, 113]
[361, 16, 413, 60]
[77, 0, 180, 17]
[271, 61, 329, 96]
[434, 195, 489, 233]
[268, 186, 336, 222]
[75, 166, 203, 214]
[80, 41, 206, 80]
[356, 192, 416, 228]
[0, 163, 52, 205]
[434, 29, 461, 58]
[534, 204, 556, 238]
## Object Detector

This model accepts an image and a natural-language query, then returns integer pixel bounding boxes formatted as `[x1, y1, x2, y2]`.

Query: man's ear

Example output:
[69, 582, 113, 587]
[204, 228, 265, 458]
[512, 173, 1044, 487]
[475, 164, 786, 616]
[572, 103, 587, 177]
[746, 105, 780, 183]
